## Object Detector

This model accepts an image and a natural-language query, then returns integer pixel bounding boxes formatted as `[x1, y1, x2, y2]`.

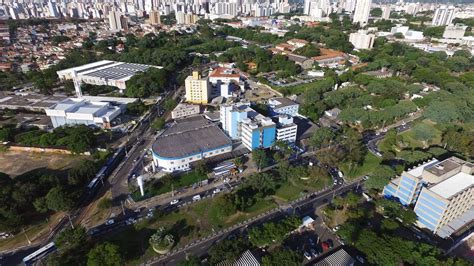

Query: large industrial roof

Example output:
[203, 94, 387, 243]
[429, 172, 473, 199]
[57, 60, 162, 81]
[152, 116, 232, 159]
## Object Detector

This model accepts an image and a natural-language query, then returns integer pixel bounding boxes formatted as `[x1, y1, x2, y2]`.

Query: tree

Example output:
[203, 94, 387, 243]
[424, 101, 462, 124]
[126, 100, 148, 116]
[247, 173, 277, 198]
[252, 148, 268, 171]
[177, 256, 201, 266]
[412, 123, 436, 148]
[365, 165, 396, 191]
[33, 197, 49, 213]
[233, 156, 244, 169]
[423, 26, 445, 38]
[310, 127, 336, 149]
[151, 117, 166, 131]
[262, 248, 300, 266]
[315, 146, 345, 167]
[56, 226, 87, 249]
[45, 186, 75, 212]
[294, 44, 321, 57]
[149, 227, 175, 254]
[125, 68, 168, 98]
[68, 160, 97, 186]
[446, 56, 470, 72]
[87, 242, 122, 266]
[208, 237, 250, 265]
[381, 219, 399, 231]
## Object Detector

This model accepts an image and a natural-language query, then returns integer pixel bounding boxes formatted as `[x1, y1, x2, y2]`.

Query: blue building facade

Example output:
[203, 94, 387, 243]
[413, 188, 448, 231]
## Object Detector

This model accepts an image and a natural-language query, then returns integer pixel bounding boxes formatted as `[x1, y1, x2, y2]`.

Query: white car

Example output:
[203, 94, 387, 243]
[304, 251, 312, 260]
[105, 219, 115, 225]
[213, 188, 221, 194]
[192, 195, 201, 201]
[170, 199, 180, 205]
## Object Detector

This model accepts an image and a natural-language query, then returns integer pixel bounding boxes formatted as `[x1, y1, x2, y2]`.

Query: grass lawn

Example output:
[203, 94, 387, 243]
[379, 120, 443, 153]
[275, 182, 303, 201]
[274, 80, 322, 95]
[275, 174, 330, 201]
[340, 152, 382, 180]
[132, 170, 207, 201]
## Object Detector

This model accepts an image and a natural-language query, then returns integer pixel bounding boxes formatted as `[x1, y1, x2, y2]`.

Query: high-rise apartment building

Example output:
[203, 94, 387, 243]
[349, 30, 375, 49]
[381, 5, 390, 20]
[352, 0, 371, 25]
[109, 10, 128, 31]
[432, 5, 456, 26]
[384, 157, 473, 238]
[149, 10, 161, 25]
[185, 72, 211, 104]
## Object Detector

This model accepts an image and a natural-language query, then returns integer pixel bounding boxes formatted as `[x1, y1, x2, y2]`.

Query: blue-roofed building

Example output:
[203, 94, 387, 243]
[383, 157, 473, 238]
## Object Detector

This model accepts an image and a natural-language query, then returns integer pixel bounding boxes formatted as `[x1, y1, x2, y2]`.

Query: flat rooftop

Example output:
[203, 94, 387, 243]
[269, 97, 298, 109]
[57, 60, 162, 81]
[0, 92, 66, 110]
[152, 116, 232, 159]
[83, 62, 151, 80]
[429, 172, 473, 199]
[407, 159, 439, 177]
[425, 158, 461, 177]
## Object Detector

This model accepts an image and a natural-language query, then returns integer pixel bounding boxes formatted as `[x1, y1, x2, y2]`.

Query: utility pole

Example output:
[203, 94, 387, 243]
[121, 200, 126, 216]
[46, 217, 52, 232]
[22, 228, 31, 245]
[67, 214, 74, 229]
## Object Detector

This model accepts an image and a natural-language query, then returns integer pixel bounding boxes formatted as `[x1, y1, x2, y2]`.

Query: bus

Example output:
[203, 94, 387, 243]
[22, 242, 56, 266]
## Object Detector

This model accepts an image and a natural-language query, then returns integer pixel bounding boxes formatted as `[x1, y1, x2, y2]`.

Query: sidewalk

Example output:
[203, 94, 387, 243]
[129, 154, 261, 209]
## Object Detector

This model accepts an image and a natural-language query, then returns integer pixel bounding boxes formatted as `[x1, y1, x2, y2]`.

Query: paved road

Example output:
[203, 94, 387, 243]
[110, 88, 183, 207]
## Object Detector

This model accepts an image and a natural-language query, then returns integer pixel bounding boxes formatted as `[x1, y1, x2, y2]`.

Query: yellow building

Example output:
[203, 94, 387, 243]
[185, 72, 211, 104]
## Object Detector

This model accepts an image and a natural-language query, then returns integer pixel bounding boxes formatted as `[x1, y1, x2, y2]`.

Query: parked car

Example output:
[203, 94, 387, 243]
[303, 251, 312, 260]
[213, 188, 221, 194]
[105, 219, 115, 225]
[327, 239, 334, 248]
[321, 241, 330, 252]
[310, 248, 319, 257]
[192, 195, 201, 201]
[170, 199, 180, 205]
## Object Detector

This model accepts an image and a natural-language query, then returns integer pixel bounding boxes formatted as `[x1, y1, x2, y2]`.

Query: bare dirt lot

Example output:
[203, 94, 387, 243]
[0, 150, 82, 177]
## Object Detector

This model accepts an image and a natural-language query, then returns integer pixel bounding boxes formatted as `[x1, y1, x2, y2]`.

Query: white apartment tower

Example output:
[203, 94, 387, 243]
[349, 30, 375, 50]
[109, 10, 124, 31]
[352, 0, 371, 25]
[432, 5, 457, 26]
[382, 5, 390, 20]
